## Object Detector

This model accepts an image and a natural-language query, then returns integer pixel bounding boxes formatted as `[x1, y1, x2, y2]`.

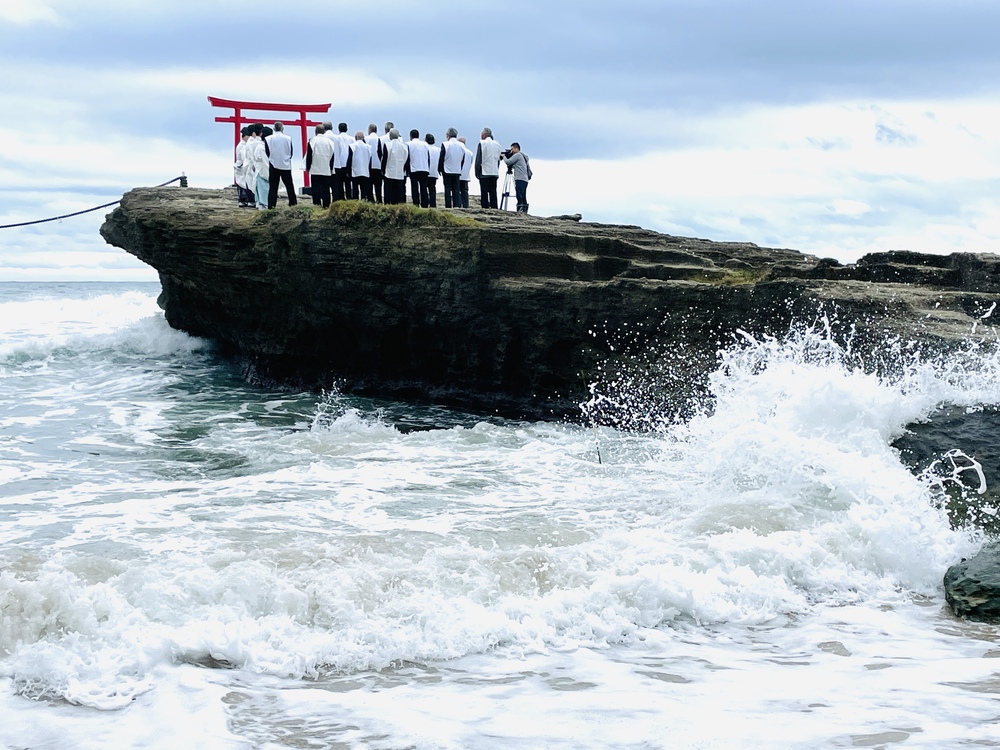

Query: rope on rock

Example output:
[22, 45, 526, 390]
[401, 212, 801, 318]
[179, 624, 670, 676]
[0, 175, 188, 230]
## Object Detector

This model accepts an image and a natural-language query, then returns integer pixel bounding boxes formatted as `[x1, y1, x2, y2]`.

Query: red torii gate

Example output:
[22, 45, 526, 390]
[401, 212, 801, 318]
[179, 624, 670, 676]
[208, 96, 332, 189]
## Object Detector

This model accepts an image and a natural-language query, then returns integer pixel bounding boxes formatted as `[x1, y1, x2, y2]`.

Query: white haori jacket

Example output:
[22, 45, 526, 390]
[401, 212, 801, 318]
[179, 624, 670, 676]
[476, 137, 503, 178]
[351, 140, 371, 178]
[383, 138, 409, 180]
[242, 136, 260, 188]
[426, 144, 441, 179]
[406, 138, 430, 173]
[265, 131, 294, 170]
[234, 139, 249, 186]
[366, 132, 384, 170]
[322, 131, 338, 167]
[331, 132, 352, 170]
[440, 138, 465, 175]
[249, 137, 269, 181]
[379, 132, 393, 170]
[460, 145, 474, 181]
[307, 135, 335, 176]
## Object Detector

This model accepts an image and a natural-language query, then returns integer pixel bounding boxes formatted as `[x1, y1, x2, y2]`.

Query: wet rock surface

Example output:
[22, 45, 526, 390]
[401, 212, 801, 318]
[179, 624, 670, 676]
[101, 186, 1000, 420]
[945, 543, 1000, 621]
[894, 407, 1000, 534]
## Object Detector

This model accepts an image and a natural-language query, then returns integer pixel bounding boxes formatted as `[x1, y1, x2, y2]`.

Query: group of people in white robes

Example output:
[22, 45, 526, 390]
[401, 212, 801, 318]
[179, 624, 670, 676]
[234, 121, 530, 213]
[233, 123, 282, 210]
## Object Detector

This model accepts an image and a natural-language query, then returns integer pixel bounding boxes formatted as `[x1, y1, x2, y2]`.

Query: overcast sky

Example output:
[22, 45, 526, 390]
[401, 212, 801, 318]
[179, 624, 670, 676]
[2, 0, 1000, 280]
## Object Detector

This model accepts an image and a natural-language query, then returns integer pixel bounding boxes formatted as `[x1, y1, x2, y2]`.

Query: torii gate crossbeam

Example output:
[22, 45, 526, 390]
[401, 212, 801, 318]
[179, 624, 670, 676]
[208, 96, 332, 189]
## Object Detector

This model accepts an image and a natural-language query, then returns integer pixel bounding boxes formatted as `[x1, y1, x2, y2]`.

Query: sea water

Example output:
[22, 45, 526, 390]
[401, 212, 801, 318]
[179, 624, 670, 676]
[1, 282, 999, 749]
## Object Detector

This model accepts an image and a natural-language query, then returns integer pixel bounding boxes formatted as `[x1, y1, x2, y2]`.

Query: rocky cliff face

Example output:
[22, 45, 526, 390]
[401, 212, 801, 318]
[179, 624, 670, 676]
[101, 187, 1000, 420]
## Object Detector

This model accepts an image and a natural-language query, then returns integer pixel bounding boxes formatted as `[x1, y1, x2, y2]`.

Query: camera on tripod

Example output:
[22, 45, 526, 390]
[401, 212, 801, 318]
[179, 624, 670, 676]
[502, 149, 514, 159]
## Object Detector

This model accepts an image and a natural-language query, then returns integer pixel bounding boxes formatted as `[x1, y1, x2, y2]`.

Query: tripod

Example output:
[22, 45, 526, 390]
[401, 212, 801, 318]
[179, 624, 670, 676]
[500, 168, 513, 211]
[499, 163, 528, 213]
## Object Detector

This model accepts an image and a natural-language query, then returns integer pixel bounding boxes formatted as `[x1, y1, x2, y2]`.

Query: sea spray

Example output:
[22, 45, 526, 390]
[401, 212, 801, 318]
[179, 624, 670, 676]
[2, 283, 1000, 748]
[4, 319, 973, 697]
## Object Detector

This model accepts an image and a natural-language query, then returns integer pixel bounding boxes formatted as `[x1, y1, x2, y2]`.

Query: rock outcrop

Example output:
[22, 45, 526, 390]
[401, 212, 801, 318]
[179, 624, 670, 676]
[945, 543, 1000, 621]
[894, 406, 1000, 535]
[101, 187, 1000, 420]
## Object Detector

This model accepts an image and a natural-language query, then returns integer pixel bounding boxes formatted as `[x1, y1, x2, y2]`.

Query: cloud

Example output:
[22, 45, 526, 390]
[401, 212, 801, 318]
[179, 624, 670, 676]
[0, 0, 61, 25]
[829, 200, 871, 217]
[8, 1, 1000, 109]
[5, 0, 1000, 159]
[0, 212, 158, 282]
[526, 98, 1000, 262]
[5, 93, 1000, 279]
[3, 1, 1000, 278]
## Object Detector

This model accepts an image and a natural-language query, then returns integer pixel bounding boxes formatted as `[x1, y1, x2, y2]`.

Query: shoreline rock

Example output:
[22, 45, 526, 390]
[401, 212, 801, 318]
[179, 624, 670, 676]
[100, 186, 1000, 619]
[945, 544, 1000, 621]
[101, 186, 1000, 421]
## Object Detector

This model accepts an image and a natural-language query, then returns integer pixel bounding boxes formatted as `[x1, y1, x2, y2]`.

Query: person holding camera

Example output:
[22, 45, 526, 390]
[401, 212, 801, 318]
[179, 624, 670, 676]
[502, 142, 532, 214]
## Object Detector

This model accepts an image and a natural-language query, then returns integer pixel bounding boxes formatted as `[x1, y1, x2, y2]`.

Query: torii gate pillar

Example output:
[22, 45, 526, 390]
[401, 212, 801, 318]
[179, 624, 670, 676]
[208, 96, 332, 189]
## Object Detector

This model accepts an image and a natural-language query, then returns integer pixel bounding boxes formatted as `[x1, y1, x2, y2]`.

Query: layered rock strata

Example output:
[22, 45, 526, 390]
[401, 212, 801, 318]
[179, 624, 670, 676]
[101, 187, 1000, 420]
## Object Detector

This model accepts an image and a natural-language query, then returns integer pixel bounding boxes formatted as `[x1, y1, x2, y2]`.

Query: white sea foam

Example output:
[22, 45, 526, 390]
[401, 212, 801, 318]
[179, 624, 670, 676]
[0, 290, 207, 360]
[2, 289, 1000, 747]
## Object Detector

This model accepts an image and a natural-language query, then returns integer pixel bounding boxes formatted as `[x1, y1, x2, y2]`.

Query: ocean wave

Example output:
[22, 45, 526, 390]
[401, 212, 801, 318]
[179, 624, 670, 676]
[0, 307, 996, 718]
[0, 292, 209, 363]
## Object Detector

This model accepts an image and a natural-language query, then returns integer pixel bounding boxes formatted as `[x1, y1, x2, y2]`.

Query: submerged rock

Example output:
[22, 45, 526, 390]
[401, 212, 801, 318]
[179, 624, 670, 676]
[944, 543, 1000, 621]
[101, 187, 1000, 420]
